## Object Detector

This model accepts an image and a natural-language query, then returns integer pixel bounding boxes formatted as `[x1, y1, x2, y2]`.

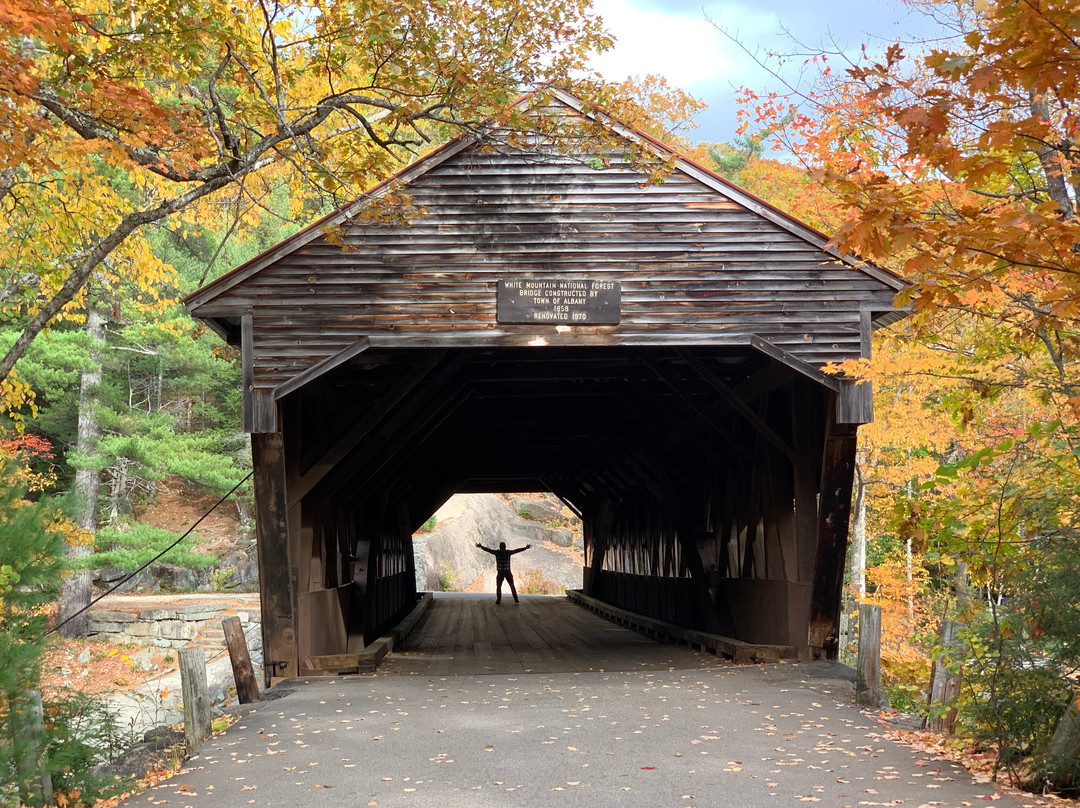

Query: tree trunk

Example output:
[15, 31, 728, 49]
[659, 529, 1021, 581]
[1047, 691, 1080, 791]
[56, 304, 105, 638]
[850, 461, 867, 599]
[840, 461, 868, 659]
[906, 536, 915, 624]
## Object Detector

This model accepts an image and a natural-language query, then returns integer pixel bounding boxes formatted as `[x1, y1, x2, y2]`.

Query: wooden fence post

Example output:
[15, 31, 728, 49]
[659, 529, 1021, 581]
[856, 603, 883, 708]
[925, 619, 961, 734]
[13, 689, 53, 807]
[179, 647, 211, 752]
[222, 616, 260, 704]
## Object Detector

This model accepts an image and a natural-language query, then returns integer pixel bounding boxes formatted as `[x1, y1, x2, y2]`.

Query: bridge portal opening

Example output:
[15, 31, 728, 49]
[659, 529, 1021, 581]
[235, 344, 865, 680]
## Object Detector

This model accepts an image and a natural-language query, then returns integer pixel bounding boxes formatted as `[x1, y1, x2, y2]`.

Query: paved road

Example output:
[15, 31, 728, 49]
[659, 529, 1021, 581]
[124, 597, 1047, 808]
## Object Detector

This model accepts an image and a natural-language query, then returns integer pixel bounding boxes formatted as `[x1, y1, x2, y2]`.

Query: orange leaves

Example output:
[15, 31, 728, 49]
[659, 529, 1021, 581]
[610, 74, 706, 145]
[741, 0, 1080, 334]
[894, 102, 950, 138]
[0, 0, 82, 51]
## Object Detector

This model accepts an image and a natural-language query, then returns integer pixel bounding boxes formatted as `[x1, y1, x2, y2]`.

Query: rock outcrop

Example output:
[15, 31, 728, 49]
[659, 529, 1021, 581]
[413, 493, 583, 592]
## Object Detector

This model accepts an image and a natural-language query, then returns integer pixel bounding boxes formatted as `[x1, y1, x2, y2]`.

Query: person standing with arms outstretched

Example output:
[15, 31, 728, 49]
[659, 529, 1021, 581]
[476, 541, 531, 604]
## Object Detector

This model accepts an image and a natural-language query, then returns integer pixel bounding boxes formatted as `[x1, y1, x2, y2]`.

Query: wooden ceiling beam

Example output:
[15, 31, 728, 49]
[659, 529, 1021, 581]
[290, 350, 457, 503]
[674, 349, 799, 466]
[316, 381, 476, 508]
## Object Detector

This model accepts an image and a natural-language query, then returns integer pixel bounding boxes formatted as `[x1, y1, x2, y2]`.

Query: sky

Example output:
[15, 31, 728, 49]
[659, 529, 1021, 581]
[587, 0, 944, 144]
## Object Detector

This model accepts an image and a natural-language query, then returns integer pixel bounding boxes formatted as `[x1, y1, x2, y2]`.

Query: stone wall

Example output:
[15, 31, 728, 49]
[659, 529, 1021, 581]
[88, 603, 259, 650]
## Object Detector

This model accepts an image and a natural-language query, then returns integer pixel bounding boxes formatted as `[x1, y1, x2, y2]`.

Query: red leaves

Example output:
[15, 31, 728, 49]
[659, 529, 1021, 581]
[0, 433, 54, 459]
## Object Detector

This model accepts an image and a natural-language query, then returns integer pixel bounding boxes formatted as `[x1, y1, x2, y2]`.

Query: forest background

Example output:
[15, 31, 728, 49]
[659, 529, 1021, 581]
[2, 0, 1079, 801]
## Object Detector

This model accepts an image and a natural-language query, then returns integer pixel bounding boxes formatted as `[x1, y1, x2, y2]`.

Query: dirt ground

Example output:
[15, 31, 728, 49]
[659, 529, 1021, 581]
[42, 638, 174, 696]
[39, 474, 252, 698]
[135, 476, 247, 556]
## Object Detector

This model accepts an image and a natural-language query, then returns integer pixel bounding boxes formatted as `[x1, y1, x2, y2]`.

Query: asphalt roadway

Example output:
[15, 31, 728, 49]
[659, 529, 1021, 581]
[124, 598, 1051, 808]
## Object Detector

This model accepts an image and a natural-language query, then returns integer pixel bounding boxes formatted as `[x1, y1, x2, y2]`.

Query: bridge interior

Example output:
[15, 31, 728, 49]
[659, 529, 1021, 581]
[252, 341, 856, 678]
[382, 594, 723, 676]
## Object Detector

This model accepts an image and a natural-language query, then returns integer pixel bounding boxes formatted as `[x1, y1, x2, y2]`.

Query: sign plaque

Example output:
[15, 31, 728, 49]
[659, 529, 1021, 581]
[497, 279, 621, 325]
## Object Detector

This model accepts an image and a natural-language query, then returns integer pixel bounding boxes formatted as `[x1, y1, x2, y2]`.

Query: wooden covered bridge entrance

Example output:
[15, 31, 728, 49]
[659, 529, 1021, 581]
[186, 90, 907, 681]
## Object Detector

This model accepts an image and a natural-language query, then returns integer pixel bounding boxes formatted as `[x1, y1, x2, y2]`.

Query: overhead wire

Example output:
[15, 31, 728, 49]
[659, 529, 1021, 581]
[46, 471, 254, 638]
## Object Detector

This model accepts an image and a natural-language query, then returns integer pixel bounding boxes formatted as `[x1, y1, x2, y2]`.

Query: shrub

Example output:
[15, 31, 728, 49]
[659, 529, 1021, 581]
[437, 570, 457, 591]
[91, 522, 218, 572]
[516, 570, 564, 596]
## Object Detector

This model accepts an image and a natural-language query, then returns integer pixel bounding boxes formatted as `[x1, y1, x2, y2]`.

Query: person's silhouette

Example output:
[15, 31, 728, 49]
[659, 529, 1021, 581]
[476, 540, 531, 604]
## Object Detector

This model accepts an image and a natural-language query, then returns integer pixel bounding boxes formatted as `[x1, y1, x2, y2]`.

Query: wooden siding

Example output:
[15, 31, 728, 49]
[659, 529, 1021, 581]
[190, 147, 898, 394]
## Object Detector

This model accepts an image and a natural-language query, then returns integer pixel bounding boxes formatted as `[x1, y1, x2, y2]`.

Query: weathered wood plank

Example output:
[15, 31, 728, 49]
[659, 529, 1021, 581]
[251, 432, 298, 680]
[222, 615, 260, 704]
[856, 602, 884, 707]
[191, 125, 904, 382]
[274, 336, 370, 400]
[180, 647, 211, 752]
[837, 379, 874, 424]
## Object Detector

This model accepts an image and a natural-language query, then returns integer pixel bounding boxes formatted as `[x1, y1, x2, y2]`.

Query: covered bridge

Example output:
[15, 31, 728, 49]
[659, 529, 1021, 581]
[186, 89, 907, 680]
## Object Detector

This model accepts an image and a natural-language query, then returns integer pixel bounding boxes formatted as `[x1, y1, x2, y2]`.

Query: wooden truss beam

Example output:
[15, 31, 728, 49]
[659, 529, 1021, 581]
[289, 351, 449, 503]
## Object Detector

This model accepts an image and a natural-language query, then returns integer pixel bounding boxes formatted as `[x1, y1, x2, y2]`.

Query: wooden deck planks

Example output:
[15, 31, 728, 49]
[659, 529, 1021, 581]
[381, 594, 726, 676]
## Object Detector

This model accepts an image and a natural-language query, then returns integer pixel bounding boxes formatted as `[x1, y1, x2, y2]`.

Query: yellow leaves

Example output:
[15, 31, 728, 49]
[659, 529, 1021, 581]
[47, 513, 93, 549]
[0, 372, 37, 432]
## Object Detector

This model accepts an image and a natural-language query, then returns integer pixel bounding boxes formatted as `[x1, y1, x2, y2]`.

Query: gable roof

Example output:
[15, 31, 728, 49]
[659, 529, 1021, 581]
[185, 87, 908, 320]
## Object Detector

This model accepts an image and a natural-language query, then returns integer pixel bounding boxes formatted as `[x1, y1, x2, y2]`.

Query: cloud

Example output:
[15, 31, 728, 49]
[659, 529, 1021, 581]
[588, 0, 780, 91]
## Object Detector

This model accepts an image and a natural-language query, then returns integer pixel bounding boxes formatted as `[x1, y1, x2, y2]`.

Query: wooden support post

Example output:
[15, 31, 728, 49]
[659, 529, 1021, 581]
[251, 431, 298, 682]
[856, 603, 883, 709]
[179, 647, 211, 752]
[677, 527, 724, 635]
[791, 379, 826, 586]
[222, 616, 260, 705]
[924, 620, 961, 734]
[364, 494, 389, 645]
[241, 315, 254, 434]
[13, 690, 53, 808]
[583, 500, 612, 597]
[808, 413, 858, 659]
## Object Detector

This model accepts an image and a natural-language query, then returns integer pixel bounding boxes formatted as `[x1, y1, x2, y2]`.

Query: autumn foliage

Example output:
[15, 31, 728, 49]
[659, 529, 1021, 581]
[0, 0, 651, 422]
